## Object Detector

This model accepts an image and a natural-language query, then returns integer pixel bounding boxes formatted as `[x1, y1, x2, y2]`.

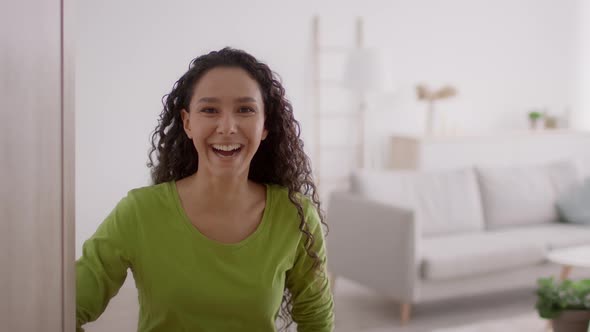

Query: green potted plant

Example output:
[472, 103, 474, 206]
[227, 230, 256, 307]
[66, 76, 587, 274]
[536, 277, 590, 332]
[528, 111, 543, 130]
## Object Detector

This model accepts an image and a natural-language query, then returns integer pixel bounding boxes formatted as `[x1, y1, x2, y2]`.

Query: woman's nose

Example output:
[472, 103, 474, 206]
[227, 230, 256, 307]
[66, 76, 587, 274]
[216, 112, 237, 135]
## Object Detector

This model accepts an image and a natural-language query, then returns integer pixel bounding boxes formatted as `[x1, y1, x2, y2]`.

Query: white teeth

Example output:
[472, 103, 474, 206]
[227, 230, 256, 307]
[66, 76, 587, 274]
[212, 144, 241, 151]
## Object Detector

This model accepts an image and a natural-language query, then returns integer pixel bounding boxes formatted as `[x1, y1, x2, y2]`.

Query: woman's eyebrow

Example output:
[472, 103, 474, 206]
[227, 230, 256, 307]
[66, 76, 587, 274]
[234, 97, 258, 103]
[196, 97, 220, 103]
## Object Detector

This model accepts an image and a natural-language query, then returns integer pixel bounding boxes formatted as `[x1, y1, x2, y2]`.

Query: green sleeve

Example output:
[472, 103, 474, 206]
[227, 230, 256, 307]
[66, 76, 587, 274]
[76, 194, 136, 332]
[285, 199, 335, 332]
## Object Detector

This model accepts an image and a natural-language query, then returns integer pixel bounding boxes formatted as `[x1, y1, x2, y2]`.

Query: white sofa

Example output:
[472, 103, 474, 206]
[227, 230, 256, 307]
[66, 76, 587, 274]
[327, 160, 590, 323]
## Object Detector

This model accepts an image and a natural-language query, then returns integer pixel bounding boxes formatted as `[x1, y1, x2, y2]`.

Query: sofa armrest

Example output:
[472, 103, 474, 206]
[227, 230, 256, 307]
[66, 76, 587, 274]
[326, 191, 417, 302]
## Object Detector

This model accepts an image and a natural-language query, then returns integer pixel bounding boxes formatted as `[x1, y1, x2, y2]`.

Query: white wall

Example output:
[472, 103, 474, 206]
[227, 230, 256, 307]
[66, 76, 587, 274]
[578, 0, 590, 129]
[76, 0, 587, 255]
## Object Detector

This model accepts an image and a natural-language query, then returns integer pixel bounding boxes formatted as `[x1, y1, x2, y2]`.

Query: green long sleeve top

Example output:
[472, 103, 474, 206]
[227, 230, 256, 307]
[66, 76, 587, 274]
[76, 181, 334, 331]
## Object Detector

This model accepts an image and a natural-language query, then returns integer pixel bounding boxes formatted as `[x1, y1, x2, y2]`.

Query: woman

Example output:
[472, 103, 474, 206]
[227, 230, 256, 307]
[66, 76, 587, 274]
[76, 47, 334, 332]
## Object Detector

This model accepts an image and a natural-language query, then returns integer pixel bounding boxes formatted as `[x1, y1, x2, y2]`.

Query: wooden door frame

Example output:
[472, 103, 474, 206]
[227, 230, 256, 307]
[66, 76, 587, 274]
[62, 0, 76, 330]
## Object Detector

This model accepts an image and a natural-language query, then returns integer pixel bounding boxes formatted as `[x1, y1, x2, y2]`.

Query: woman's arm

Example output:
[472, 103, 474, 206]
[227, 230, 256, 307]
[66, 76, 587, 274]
[285, 199, 335, 332]
[76, 194, 136, 332]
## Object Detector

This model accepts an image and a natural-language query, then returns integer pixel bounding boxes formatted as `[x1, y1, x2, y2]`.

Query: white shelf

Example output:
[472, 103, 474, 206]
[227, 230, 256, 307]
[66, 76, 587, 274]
[393, 129, 590, 143]
[390, 130, 590, 171]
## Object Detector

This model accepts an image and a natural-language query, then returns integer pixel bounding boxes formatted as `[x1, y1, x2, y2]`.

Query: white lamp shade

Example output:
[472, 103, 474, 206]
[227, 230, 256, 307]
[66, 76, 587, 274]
[342, 48, 391, 92]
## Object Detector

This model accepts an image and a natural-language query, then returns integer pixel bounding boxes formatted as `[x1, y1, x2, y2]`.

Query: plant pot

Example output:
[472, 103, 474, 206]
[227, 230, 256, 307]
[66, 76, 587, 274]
[552, 310, 590, 332]
[529, 118, 542, 130]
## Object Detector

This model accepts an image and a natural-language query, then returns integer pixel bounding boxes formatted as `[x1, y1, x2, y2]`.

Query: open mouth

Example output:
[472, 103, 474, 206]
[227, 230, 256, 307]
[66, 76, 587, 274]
[211, 144, 243, 158]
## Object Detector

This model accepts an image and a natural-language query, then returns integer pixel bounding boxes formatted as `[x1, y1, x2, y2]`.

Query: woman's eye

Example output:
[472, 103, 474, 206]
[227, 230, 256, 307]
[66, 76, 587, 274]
[200, 108, 217, 114]
[238, 107, 254, 113]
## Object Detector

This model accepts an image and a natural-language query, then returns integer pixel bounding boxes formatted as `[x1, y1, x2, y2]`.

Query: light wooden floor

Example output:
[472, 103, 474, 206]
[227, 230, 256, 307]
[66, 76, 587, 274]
[332, 278, 539, 332]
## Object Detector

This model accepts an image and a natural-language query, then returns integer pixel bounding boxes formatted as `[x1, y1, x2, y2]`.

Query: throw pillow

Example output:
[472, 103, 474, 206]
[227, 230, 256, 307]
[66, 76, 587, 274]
[556, 177, 590, 224]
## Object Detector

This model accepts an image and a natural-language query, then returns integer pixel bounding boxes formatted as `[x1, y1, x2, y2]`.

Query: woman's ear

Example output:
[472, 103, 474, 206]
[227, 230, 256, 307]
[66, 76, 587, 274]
[261, 128, 268, 141]
[181, 109, 192, 139]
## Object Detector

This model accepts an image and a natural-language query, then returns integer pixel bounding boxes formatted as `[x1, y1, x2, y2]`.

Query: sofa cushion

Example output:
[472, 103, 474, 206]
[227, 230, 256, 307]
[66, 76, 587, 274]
[504, 224, 590, 249]
[476, 161, 577, 229]
[351, 168, 485, 236]
[546, 160, 579, 196]
[420, 231, 547, 281]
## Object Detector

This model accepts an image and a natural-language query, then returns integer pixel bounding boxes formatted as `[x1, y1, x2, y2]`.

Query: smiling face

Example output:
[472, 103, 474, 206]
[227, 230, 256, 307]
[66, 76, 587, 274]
[181, 67, 268, 179]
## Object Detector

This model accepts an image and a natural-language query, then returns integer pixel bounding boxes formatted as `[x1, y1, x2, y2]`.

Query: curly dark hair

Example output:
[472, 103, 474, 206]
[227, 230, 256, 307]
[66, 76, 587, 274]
[146, 47, 328, 330]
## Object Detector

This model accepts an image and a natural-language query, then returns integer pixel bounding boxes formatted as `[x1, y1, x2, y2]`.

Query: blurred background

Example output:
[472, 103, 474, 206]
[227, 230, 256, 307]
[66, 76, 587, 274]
[76, 0, 590, 250]
[75, 1, 590, 331]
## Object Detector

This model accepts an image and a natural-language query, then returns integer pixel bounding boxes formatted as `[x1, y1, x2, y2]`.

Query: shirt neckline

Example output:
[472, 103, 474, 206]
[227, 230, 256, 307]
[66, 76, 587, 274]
[169, 180, 272, 250]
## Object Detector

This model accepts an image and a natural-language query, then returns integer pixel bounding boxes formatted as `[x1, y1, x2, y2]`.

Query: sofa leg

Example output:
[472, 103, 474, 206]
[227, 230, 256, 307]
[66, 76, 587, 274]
[559, 265, 573, 280]
[400, 303, 412, 325]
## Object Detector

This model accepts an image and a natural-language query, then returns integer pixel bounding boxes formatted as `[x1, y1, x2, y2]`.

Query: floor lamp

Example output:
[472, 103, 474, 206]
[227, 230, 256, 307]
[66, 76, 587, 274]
[342, 48, 389, 169]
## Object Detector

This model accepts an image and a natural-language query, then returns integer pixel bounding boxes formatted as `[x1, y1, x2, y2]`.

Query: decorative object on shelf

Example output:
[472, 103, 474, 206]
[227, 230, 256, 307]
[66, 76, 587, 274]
[548, 106, 573, 129]
[528, 110, 544, 130]
[544, 114, 558, 129]
[416, 84, 457, 136]
[536, 277, 590, 332]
